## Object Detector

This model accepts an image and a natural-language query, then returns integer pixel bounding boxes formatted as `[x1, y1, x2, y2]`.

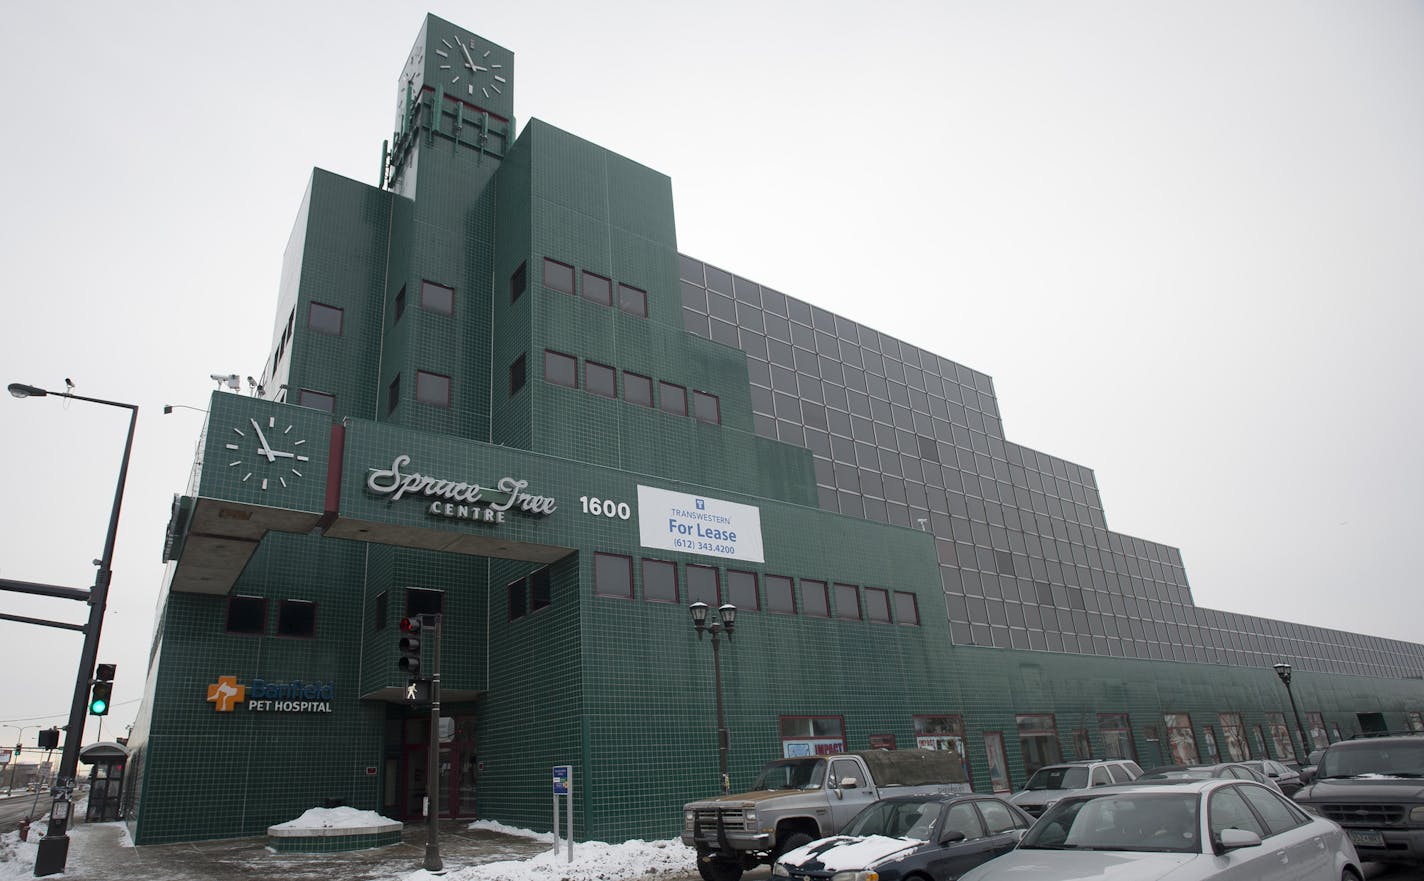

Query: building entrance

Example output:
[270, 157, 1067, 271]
[389, 714, 478, 822]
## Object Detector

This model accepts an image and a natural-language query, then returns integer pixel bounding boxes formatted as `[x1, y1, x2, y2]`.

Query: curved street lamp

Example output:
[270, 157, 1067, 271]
[8, 381, 138, 876]
[1272, 662, 1312, 765]
[690, 602, 736, 794]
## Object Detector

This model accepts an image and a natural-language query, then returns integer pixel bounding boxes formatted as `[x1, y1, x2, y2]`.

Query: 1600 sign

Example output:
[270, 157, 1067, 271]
[579, 496, 631, 520]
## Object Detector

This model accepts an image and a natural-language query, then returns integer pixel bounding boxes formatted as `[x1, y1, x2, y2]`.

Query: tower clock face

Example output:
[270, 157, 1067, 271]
[433, 33, 508, 101]
[225, 416, 310, 492]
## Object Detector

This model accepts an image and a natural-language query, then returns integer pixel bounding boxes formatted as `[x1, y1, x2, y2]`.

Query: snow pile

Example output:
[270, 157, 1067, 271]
[270, 805, 399, 830]
[420, 834, 695, 881]
[467, 819, 558, 840]
[0, 823, 45, 881]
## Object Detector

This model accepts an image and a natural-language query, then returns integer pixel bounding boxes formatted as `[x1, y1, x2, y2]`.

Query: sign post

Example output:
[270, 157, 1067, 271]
[552, 765, 573, 862]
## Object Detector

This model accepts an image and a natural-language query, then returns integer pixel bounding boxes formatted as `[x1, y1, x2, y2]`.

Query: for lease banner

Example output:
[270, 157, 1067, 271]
[636, 485, 765, 563]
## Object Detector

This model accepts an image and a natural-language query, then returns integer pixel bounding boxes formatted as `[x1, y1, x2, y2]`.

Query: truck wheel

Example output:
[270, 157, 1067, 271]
[772, 832, 814, 861]
[695, 850, 743, 881]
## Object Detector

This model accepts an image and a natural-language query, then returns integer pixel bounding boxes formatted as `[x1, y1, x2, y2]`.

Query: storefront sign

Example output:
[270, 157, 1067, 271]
[205, 674, 335, 713]
[636, 485, 764, 563]
[366, 455, 557, 523]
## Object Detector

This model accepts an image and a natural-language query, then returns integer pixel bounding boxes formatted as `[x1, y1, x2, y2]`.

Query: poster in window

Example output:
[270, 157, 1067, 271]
[869, 734, 896, 750]
[1408, 711, 1424, 733]
[983, 731, 1011, 793]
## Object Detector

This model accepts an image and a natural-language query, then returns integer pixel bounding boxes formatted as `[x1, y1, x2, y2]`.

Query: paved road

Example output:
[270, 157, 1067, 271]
[645, 859, 1424, 881]
[0, 792, 48, 833]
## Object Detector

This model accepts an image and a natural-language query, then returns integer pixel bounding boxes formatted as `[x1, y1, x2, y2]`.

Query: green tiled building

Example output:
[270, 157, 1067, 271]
[125, 13, 1424, 846]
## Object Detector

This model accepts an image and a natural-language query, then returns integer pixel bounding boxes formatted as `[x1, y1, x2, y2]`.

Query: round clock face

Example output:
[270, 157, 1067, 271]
[433, 34, 507, 101]
[226, 416, 310, 492]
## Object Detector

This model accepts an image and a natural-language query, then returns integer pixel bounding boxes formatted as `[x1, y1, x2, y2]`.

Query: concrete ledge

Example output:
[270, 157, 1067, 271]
[266, 824, 402, 853]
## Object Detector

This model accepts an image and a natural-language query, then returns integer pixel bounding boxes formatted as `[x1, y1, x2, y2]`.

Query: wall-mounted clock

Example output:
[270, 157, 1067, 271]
[226, 416, 310, 491]
[432, 33, 509, 101]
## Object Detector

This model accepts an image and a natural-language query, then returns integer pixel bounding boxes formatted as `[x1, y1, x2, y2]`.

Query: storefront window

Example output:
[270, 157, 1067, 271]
[984, 731, 1011, 793]
[1016, 714, 1062, 776]
[1200, 725, 1219, 762]
[1163, 713, 1199, 765]
[1265, 712, 1294, 761]
[1097, 713, 1136, 761]
[1306, 712, 1330, 750]
[1408, 711, 1423, 733]
[780, 716, 845, 757]
[1219, 713, 1248, 761]
[915, 715, 972, 786]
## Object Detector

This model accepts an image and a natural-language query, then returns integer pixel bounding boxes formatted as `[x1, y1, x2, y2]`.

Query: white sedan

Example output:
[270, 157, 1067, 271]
[958, 778, 1363, 881]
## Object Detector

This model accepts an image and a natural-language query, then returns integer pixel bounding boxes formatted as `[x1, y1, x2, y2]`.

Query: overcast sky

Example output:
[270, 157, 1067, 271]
[1, 0, 1420, 743]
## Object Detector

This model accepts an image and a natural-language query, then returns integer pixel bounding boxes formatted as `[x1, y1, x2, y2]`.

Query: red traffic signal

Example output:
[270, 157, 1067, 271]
[398, 617, 423, 677]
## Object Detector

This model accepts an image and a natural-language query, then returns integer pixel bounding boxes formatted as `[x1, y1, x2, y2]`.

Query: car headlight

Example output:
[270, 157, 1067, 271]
[771, 863, 791, 878]
[743, 807, 758, 824]
[683, 810, 694, 829]
[1410, 806, 1424, 824]
[829, 872, 878, 881]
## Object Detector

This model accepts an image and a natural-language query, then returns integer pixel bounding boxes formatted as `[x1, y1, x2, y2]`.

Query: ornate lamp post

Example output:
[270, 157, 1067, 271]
[8, 382, 137, 876]
[690, 602, 736, 795]
[1272, 662, 1312, 765]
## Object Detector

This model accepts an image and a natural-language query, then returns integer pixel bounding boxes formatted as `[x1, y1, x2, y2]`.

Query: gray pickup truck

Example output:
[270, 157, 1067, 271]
[681, 748, 969, 881]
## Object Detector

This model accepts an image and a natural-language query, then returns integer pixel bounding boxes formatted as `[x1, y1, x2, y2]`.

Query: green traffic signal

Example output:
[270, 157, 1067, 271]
[89, 681, 112, 716]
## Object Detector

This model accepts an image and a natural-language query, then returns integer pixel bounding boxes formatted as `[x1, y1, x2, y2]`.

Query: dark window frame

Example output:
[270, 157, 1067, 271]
[530, 568, 552, 611]
[543, 258, 576, 294]
[508, 577, 527, 620]
[686, 564, 721, 607]
[693, 390, 721, 424]
[510, 261, 528, 303]
[766, 574, 797, 615]
[864, 586, 892, 623]
[581, 270, 612, 306]
[394, 285, 407, 322]
[802, 579, 831, 618]
[405, 587, 444, 616]
[658, 381, 688, 416]
[893, 590, 920, 626]
[225, 595, 266, 635]
[276, 599, 317, 638]
[308, 301, 344, 336]
[642, 558, 679, 604]
[618, 282, 648, 317]
[585, 361, 617, 398]
[834, 582, 862, 620]
[624, 371, 653, 407]
[509, 353, 527, 395]
[298, 388, 335, 413]
[726, 569, 760, 612]
[544, 350, 579, 389]
[415, 370, 452, 407]
[374, 590, 388, 631]
[420, 279, 455, 316]
[388, 374, 401, 415]
[594, 552, 634, 599]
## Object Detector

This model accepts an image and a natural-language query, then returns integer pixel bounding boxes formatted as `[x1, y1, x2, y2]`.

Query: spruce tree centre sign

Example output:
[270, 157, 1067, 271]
[366, 454, 557, 524]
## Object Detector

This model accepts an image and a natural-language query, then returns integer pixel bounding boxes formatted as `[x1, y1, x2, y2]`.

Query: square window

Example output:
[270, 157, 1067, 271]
[687, 564, 720, 606]
[624, 372, 652, 407]
[394, 285, 406, 322]
[405, 588, 444, 616]
[298, 389, 334, 413]
[416, 370, 451, 407]
[508, 578, 527, 620]
[642, 559, 678, 603]
[276, 599, 316, 637]
[421, 280, 455, 315]
[225, 595, 266, 634]
[727, 570, 759, 611]
[530, 569, 551, 610]
[618, 283, 648, 317]
[766, 575, 796, 614]
[545, 351, 578, 389]
[586, 362, 617, 398]
[509, 354, 527, 395]
[594, 553, 632, 598]
[659, 381, 687, 416]
[511, 261, 527, 303]
[865, 587, 891, 622]
[693, 390, 721, 424]
[544, 258, 575, 294]
[388, 374, 400, 415]
[802, 579, 830, 618]
[834, 583, 861, 620]
[308, 302, 343, 335]
[581, 271, 612, 306]
[893, 591, 920, 625]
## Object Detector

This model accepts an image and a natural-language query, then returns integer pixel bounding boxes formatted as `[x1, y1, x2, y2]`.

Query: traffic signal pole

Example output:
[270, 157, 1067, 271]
[424, 614, 442, 873]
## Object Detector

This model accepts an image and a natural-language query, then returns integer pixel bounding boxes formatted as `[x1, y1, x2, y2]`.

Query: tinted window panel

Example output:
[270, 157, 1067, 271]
[308, 302, 343, 335]
[545, 351, 578, 388]
[618, 283, 648, 317]
[625, 372, 652, 406]
[421, 280, 454, 315]
[543, 258, 575, 294]
[643, 559, 678, 603]
[834, 583, 861, 620]
[659, 382, 687, 416]
[693, 390, 721, 424]
[586, 362, 616, 398]
[415, 370, 450, 406]
[727, 570, 758, 611]
[687, 565, 719, 606]
[594, 553, 632, 598]
[581, 271, 612, 306]
[766, 575, 796, 614]
[803, 580, 830, 617]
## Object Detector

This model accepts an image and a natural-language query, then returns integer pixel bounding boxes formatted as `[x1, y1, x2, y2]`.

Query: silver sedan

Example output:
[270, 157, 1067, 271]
[958, 778, 1363, 881]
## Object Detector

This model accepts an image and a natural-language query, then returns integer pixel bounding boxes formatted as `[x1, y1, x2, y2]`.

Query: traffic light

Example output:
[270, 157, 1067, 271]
[90, 662, 116, 716]
[398, 617, 423, 680]
[37, 728, 59, 750]
[13, 743, 20, 756]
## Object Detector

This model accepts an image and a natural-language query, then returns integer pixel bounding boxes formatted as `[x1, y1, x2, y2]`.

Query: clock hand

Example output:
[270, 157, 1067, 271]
[250, 418, 277, 462]
[267, 449, 295, 459]
[458, 41, 479, 71]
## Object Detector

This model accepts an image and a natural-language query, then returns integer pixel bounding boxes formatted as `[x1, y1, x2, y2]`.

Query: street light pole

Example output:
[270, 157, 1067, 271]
[1272, 662, 1312, 765]
[690, 602, 736, 795]
[9, 382, 138, 877]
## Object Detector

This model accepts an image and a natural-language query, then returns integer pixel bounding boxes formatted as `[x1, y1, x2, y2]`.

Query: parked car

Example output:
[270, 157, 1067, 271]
[1293, 732, 1424, 867]
[683, 748, 968, 881]
[1241, 758, 1303, 796]
[772, 793, 1033, 881]
[1138, 762, 1283, 793]
[958, 778, 1362, 881]
[1008, 758, 1143, 817]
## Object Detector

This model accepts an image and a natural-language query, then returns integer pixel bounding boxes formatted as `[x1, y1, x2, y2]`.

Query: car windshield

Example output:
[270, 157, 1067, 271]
[1022, 793, 1201, 854]
[752, 759, 827, 791]
[844, 799, 944, 841]
[1319, 742, 1424, 778]
[1024, 766, 1088, 791]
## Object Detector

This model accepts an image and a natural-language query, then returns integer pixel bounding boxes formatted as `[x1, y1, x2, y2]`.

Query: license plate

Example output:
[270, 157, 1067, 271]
[1348, 830, 1384, 848]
